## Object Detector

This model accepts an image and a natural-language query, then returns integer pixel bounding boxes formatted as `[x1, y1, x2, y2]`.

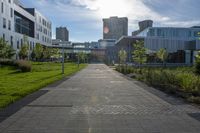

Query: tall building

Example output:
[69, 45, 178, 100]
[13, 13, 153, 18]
[56, 27, 69, 41]
[0, 0, 52, 58]
[132, 20, 153, 36]
[139, 20, 153, 32]
[103, 16, 128, 40]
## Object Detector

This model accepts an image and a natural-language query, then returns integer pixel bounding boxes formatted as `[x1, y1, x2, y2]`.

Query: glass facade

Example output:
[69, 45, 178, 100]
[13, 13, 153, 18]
[14, 11, 34, 37]
[145, 28, 200, 39]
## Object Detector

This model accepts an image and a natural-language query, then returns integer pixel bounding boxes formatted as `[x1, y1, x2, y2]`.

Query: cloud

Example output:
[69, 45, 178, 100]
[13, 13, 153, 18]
[21, 0, 200, 41]
[66, 0, 199, 31]
[162, 20, 200, 27]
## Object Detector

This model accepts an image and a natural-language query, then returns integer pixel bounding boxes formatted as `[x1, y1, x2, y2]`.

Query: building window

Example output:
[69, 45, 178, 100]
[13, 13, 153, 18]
[14, 11, 34, 37]
[30, 42, 32, 50]
[149, 29, 155, 36]
[1, 2, 3, 13]
[3, 18, 6, 28]
[10, 36, 13, 47]
[17, 40, 19, 49]
[21, 39, 23, 47]
[8, 20, 11, 30]
[33, 42, 35, 49]
[37, 33, 39, 39]
[3, 34, 5, 41]
[10, 8, 13, 18]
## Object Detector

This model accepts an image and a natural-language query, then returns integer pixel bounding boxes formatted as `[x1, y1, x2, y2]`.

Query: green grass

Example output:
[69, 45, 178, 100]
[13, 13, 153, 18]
[0, 62, 87, 108]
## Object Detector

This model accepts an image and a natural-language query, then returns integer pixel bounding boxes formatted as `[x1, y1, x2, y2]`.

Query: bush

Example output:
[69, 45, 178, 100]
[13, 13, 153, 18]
[0, 59, 17, 66]
[116, 65, 200, 103]
[16, 60, 32, 72]
[195, 59, 200, 75]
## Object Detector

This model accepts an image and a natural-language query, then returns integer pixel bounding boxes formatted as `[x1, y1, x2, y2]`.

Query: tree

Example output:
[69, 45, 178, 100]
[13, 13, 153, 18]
[51, 48, 60, 58]
[132, 40, 147, 66]
[156, 48, 168, 66]
[195, 51, 200, 75]
[118, 49, 127, 66]
[5, 45, 16, 58]
[0, 38, 15, 59]
[23, 35, 30, 60]
[19, 44, 28, 60]
[34, 43, 43, 61]
[77, 52, 87, 63]
[19, 35, 29, 60]
[43, 47, 51, 59]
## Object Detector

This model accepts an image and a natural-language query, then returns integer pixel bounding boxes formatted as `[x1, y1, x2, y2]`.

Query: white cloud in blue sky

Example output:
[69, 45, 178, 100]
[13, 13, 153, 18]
[21, 0, 200, 42]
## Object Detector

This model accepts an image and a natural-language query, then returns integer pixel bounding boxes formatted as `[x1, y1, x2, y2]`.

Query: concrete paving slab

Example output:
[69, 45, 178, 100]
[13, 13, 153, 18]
[0, 64, 200, 133]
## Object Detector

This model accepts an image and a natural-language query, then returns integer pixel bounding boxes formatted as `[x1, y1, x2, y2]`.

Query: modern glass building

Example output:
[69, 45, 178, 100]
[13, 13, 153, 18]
[0, 0, 52, 59]
[133, 25, 200, 64]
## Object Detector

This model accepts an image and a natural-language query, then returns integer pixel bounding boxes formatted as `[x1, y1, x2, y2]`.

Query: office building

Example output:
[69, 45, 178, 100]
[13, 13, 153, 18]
[103, 16, 128, 40]
[56, 27, 69, 41]
[0, 0, 52, 58]
[132, 20, 153, 36]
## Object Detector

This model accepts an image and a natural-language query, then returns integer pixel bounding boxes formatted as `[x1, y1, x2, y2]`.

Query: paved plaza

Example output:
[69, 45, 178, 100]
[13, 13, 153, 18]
[0, 64, 200, 133]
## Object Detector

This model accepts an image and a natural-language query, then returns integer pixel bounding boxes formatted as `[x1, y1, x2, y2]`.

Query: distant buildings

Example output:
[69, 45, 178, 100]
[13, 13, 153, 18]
[0, 0, 52, 58]
[106, 19, 200, 65]
[103, 16, 128, 40]
[132, 20, 153, 36]
[56, 27, 69, 41]
[98, 39, 116, 48]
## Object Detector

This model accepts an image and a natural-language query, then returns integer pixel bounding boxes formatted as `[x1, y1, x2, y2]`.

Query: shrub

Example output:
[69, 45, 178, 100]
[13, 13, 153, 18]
[195, 59, 200, 75]
[176, 73, 199, 93]
[16, 60, 32, 72]
[187, 96, 200, 104]
[116, 65, 200, 99]
[0, 59, 17, 66]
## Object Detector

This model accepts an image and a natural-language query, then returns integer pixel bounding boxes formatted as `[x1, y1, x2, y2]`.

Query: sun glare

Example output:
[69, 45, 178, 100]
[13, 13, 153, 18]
[96, 0, 131, 18]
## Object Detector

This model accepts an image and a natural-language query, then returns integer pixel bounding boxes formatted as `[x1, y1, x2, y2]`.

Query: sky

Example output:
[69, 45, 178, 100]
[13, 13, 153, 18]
[20, 0, 200, 42]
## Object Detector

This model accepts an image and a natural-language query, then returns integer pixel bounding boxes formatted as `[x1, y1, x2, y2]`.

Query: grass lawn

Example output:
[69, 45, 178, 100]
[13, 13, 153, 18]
[0, 62, 87, 108]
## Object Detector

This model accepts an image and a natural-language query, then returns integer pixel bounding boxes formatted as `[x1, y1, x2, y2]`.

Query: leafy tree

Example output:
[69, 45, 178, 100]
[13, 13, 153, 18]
[51, 48, 60, 58]
[43, 47, 51, 59]
[132, 40, 147, 66]
[77, 52, 87, 63]
[19, 44, 28, 60]
[156, 48, 168, 66]
[19, 35, 30, 60]
[195, 51, 200, 75]
[5, 45, 16, 58]
[0, 38, 15, 59]
[118, 49, 127, 66]
[34, 43, 43, 61]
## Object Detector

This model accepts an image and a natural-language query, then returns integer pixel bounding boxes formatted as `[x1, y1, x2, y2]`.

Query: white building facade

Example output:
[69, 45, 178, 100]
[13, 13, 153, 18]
[0, 0, 52, 59]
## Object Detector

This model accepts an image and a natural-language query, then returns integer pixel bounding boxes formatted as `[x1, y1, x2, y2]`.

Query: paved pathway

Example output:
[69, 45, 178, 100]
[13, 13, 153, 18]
[0, 64, 200, 133]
